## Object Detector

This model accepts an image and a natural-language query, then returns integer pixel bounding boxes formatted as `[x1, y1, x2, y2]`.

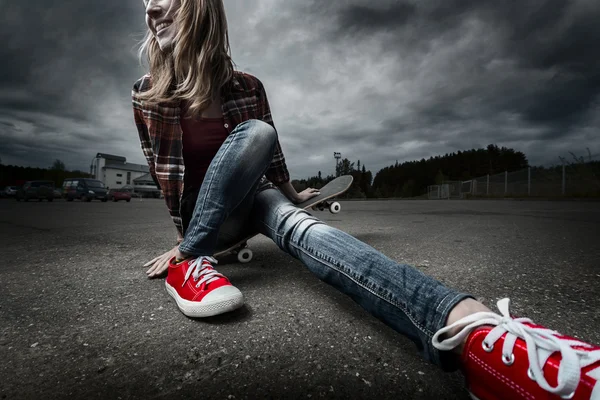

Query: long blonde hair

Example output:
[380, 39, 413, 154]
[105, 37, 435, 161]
[137, 0, 234, 116]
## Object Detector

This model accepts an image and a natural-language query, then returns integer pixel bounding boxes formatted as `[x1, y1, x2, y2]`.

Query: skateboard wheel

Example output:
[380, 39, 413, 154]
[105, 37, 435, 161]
[237, 248, 253, 263]
[329, 202, 341, 214]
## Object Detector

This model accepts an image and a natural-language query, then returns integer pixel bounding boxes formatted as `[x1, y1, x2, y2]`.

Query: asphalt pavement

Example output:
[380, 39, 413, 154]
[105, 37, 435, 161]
[1, 197, 599, 399]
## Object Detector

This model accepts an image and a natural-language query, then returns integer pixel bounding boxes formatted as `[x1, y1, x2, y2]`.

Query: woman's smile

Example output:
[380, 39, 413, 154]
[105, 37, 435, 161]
[155, 21, 172, 34]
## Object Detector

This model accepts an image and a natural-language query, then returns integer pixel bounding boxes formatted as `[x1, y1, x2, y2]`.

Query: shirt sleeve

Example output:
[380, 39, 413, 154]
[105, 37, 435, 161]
[131, 90, 160, 189]
[256, 79, 290, 186]
[131, 82, 185, 239]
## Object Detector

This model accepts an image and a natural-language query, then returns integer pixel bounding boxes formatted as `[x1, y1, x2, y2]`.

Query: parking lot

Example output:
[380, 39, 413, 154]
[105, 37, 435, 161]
[1, 197, 599, 399]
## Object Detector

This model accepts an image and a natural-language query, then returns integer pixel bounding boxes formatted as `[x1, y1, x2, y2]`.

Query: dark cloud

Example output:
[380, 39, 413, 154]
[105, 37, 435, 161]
[0, 121, 18, 129]
[304, 0, 598, 137]
[334, 2, 417, 36]
[0, 0, 147, 169]
[492, 1, 600, 125]
[0, 0, 598, 179]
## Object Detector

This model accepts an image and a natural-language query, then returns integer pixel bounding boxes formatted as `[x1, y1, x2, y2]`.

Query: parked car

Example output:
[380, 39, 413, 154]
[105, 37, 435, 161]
[108, 188, 132, 202]
[62, 178, 108, 202]
[119, 185, 142, 198]
[15, 181, 55, 202]
[2, 186, 17, 197]
[53, 188, 62, 199]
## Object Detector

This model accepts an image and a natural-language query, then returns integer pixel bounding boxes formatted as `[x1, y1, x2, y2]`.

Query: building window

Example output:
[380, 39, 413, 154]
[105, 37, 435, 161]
[117, 173, 123, 177]
[127, 172, 131, 185]
[116, 181, 122, 185]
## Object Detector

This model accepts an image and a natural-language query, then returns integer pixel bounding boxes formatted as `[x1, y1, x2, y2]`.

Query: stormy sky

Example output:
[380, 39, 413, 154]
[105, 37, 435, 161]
[1, 0, 599, 179]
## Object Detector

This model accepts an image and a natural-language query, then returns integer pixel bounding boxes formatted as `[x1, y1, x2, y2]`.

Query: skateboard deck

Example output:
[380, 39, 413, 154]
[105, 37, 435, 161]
[214, 175, 354, 263]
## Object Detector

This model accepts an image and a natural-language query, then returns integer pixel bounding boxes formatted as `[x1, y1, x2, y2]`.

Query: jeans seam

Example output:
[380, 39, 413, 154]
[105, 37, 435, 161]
[258, 220, 285, 245]
[435, 292, 466, 330]
[288, 239, 432, 337]
[436, 292, 453, 313]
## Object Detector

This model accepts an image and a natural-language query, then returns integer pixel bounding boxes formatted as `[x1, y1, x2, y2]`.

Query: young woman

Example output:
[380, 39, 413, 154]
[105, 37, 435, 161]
[132, 1, 600, 398]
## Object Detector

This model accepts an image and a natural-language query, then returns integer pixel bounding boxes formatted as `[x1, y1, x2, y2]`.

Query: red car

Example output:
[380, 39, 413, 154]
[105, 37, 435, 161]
[107, 189, 132, 202]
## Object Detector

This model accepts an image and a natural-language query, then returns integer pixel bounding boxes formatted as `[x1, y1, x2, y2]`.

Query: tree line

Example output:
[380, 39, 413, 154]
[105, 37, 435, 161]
[0, 159, 91, 188]
[370, 144, 529, 198]
[2, 146, 597, 198]
[292, 144, 560, 198]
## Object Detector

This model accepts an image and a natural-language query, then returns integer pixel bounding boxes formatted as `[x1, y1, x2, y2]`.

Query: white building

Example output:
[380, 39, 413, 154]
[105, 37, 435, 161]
[90, 153, 160, 196]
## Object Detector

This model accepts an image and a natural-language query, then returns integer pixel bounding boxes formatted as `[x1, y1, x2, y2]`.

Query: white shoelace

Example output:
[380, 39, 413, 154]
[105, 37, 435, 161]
[432, 298, 600, 397]
[182, 256, 223, 288]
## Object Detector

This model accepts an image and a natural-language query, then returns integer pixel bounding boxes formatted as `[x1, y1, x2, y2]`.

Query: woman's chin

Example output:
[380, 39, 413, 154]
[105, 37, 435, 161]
[157, 38, 175, 52]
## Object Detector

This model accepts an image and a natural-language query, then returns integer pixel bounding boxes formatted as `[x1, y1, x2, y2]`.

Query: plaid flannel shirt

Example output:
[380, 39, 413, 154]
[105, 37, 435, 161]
[132, 71, 290, 236]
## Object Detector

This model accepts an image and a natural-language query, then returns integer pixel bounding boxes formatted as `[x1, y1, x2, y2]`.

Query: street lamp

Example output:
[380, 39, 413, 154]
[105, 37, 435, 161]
[334, 152, 341, 176]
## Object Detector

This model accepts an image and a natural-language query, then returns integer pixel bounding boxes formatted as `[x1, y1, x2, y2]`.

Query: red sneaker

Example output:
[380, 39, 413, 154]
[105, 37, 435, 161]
[433, 299, 600, 400]
[165, 256, 243, 318]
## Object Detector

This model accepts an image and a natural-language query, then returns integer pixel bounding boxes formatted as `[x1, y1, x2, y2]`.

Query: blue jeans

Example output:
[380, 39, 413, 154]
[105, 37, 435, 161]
[178, 119, 275, 255]
[179, 120, 473, 371]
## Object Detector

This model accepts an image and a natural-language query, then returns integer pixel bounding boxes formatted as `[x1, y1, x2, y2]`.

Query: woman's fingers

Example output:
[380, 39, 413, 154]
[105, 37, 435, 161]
[147, 260, 166, 277]
[144, 246, 178, 278]
[146, 252, 169, 276]
[146, 261, 159, 276]
[149, 258, 169, 277]
[143, 255, 162, 267]
[146, 253, 168, 275]
[158, 260, 170, 275]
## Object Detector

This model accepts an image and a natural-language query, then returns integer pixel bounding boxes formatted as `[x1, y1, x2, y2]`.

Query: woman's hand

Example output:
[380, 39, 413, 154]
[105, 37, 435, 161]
[293, 187, 320, 204]
[278, 181, 320, 204]
[143, 245, 178, 278]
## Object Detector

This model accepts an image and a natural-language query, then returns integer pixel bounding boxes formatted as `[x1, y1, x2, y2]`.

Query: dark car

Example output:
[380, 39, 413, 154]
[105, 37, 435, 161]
[16, 181, 55, 202]
[108, 188, 132, 202]
[62, 178, 108, 202]
[2, 186, 17, 198]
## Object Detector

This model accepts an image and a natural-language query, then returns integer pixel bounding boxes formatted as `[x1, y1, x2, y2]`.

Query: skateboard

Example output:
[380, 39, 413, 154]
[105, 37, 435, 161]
[214, 175, 354, 263]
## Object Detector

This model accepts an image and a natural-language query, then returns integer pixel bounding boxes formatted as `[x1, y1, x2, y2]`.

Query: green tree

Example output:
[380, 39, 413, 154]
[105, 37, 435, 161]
[401, 180, 415, 197]
[371, 144, 530, 198]
[336, 158, 355, 177]
[434, 169, 446, 185]
[50, 159, 66, 171]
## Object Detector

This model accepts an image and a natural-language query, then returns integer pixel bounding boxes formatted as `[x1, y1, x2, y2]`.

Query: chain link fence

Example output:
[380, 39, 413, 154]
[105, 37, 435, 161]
[427, 181, 464, 199]
[428, 164, 600, 199]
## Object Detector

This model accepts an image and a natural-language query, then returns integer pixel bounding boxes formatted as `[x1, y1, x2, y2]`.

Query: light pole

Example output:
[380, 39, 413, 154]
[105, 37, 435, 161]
[334, 152, 341, 177]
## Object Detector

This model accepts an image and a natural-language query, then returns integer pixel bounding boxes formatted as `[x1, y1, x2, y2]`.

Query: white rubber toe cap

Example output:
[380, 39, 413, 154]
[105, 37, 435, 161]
[202, 285, 243, 304]
[165, 283, 244, 318]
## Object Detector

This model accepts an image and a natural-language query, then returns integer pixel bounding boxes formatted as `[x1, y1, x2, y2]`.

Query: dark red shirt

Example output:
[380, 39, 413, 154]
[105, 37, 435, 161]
[181, 106, 229, 189]
[179, 105, 230, 234]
